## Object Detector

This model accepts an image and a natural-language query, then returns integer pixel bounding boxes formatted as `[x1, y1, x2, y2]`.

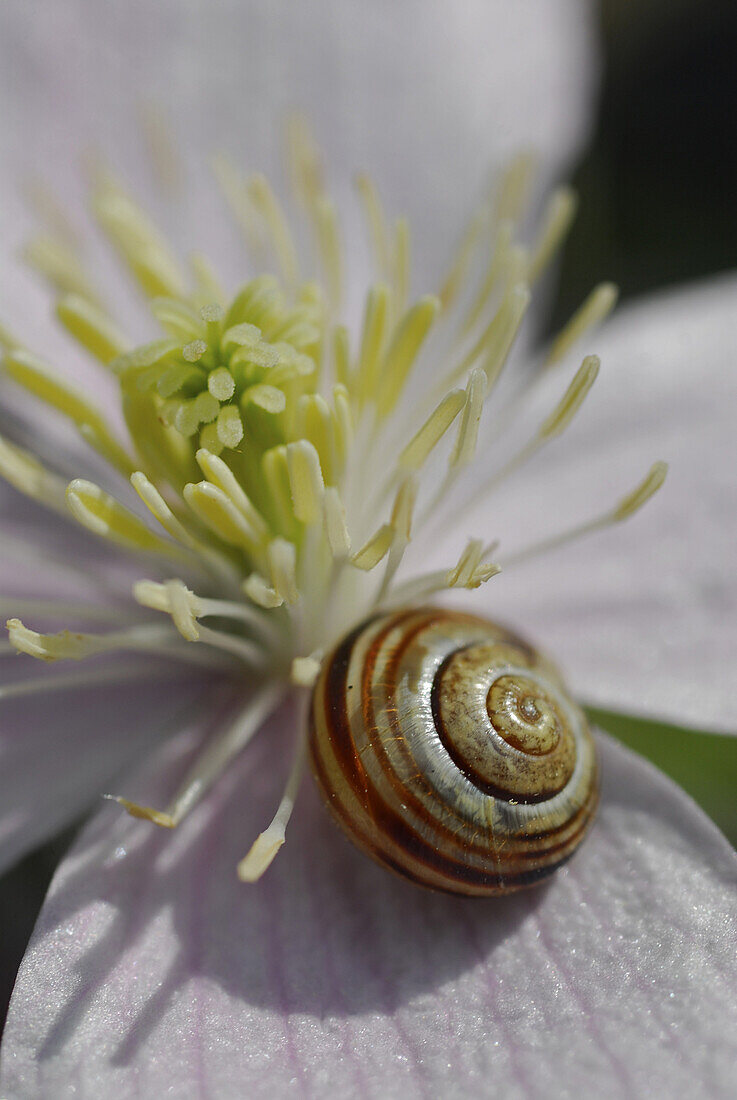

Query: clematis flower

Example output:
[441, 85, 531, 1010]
[1, 3, 736, 1098]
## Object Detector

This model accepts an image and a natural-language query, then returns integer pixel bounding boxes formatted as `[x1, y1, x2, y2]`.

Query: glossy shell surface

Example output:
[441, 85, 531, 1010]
[308, 607, 598, 896]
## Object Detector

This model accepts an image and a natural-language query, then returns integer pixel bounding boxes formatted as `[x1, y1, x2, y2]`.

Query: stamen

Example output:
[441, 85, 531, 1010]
[243, 573, 284, 610]
[6, 619, 183, 662]
[439, 203, 490, 310]
[297, 394, 335, 484]
[356, 284, 390, 406]
[134, 578, 285, 650]
[449, 368, 486, 469]
[460, 220, 513, 337]
[286, 113, 325, 210]
[247, 174, 300, 289]
[93, 174, 186, 299]
[213, 155, 263, 257]
[548, 282, 618, 365]
[380, 540, 500, 608]
[183, 481, 264, 555]
[66, 479, 187, 559]
[207, 366, 235, 401]
[376, 295, 439, 417]
[392, 218, 410, 317]
[4, 349, 135, 475]
[268, 538, 299, 606]
[612, 460, 668, 520]
[215, 405, 244, 448]
[313, 197, 343, 309]
[503, 461, 669, 567]
[24, 178, 80, 248]
[287, 440, 325, 524]
[0, 434, 68, 513]
[56, 295, 128, 365]
[452, 280, 530, 388]
[332, 325, 351, 390]
[130, 470, 237, 588]
[138, 102, 183, 195]
[195, 450, 268, 541]
[290, 651, 323, 688]
[151, 298, 203, 342]
[527, 186, 578, 283]
[355, 173, 391, 278]
[493, 152, 536, 225]
[398, 388, 466, 471]
[134, 578, 200, 641]
[351, 523, 394, 571]
[114, 682, 284, 829]
[322, 486, 351, 559]
[23, 235, 99, 304]
[537, 355, 600, 441]
[373, 476, 418, 603]
[237, 727, 308, 882]
[443, 356, 600, 532]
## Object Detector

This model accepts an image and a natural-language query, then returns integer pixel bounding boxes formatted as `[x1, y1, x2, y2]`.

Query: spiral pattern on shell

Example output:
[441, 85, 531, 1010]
[308, 607, 598, 896]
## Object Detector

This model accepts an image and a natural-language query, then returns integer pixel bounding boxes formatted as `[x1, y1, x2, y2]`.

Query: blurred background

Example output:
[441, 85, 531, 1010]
[1, 0, 736, 1031]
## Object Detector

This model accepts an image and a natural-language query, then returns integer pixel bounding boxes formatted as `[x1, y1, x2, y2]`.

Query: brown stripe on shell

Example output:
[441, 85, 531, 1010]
[308, 607, 598, 896]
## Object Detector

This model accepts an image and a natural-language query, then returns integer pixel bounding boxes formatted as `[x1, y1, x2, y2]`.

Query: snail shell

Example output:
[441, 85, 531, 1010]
[308, 607, 598, 896]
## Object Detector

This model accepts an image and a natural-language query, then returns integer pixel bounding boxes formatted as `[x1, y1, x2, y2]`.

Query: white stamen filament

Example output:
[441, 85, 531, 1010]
[6, 618, 216, 665]
[113, 681, 285, 829]
[237, 725, 308, 882]
[503, 462, 669, 567]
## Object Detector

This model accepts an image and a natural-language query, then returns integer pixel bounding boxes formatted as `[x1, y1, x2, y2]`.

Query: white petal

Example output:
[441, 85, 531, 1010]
[3, 714, 735, 1098]
[436, 276, 737, 733]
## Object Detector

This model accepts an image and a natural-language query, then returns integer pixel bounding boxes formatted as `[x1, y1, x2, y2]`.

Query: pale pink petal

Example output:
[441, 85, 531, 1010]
[2, 706, 734, 1098]
[0, 670, 223, 875]
[428, 276, 737, 733]
[0, 473, 225, 871]
[0, 1, 597, 302]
